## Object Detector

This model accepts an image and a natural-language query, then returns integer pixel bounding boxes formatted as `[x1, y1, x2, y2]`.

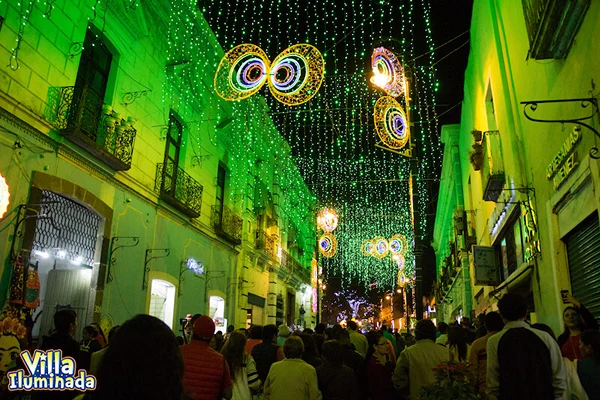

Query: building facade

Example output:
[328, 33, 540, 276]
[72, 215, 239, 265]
[434, 0, 600, 333]
[0, 0, 316, 344]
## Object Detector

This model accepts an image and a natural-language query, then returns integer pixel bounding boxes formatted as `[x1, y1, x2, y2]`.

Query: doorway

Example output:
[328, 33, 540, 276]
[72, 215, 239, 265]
[149, 279, 176, 329]
[29, 190, 103, 341]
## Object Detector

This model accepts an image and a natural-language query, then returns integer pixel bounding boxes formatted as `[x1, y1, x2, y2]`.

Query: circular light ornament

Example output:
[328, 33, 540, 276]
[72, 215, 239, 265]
[0, 174, 9, 219]
[398, 270, 407, 287]
[268, 44, 325, 106]
[370, 47, 405, 97]
[318, 233, 338, 258]
[361, 239, 375, 257]
[373, 236, 389, 259]
[389, 234, 409, 255]
[214, 44, 270, 101]
[317, 208, 338, 232]
[374, 96, 410, 150]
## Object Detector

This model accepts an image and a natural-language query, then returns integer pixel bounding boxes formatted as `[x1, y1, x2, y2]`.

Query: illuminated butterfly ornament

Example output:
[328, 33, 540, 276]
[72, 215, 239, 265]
[370, 47, 411, 154]
[214, 43, 325, 106]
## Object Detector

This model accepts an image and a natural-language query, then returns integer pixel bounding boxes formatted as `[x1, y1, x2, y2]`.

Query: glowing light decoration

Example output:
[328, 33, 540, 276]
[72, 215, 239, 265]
[214, 44, 270, 101]
[371, 47, 405, 97]
[268, 44, 325, 106]
[389, 234, 409, 255]
[393, 253, 405, 270]
[319, 233, 338, 258]
[373, 237, 389, 259]
[215, 43, 325, 106]
[0, 174, 9, 220]
[361, 239, 375, 257]
[317, 208, 338, 232]
[374, 96, 410, 150]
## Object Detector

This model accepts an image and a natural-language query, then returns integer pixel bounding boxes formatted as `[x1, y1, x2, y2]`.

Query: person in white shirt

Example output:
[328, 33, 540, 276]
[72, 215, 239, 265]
[486, 293, 567, 400]
[436, 322, 448, 346]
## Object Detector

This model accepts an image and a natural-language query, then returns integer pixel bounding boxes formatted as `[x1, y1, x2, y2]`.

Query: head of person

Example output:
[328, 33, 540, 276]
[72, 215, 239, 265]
[283, 336, 304, 359]
[437, 322, 448, 335]
[484, 312, 504, 333]
[562, 306, 586, 334]
[82, 326, 98, 341]
[249, 324, 263, 340]
[497, 293, 528, 322]
[192, 315, 215, 342]
[54, 309, 77, 335]
[303, 328, 314, 335]
[333, 327, 351, 346]
[324, 327, 335, 340]
[448, 326, 468, 361]
[380, 324, 388, 332]
[91, 314, 183, 399]
[414, 319, 437, 341]
[278, 324, 291, 338]
[227, 324, 235, 334]
[262, 324, 278, 341]
[321, 340, 344, 366]
[315, 323, 326, 335]
[532, 323, 556, 341]
[460, 317, 471, 329]
[91, 322, 105, 339]
[366, 331, 388, 359]
[220, 330, 247, 380]
[107, 325, 120, 344]
[299, 333, 319, 356]
[186, 313, 202, 336]
[580, 329, 600, 361]
[347, 320, 358, 332]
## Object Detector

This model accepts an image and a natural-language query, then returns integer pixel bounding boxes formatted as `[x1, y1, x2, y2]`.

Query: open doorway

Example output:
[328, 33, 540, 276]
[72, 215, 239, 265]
[29, 190, 104, 342]
[209, 296, 226, 333]
[149, 279, 176, 329]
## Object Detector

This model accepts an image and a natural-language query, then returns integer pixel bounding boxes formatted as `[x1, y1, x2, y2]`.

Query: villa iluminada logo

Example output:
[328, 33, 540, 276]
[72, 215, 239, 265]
[7, 350, 96, 391]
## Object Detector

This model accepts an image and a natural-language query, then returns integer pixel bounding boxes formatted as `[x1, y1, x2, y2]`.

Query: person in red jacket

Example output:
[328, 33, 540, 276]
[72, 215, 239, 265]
[180, 315, 233, 400]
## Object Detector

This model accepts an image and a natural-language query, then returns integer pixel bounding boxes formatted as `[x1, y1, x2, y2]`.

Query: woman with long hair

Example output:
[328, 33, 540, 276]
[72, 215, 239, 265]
[365, 331, 396, 399]
[448, 326, 470, 363]
[578, 329, 600, 399]
[300, 333, 322, 368]
[220, 330, 261, 400]
[79, 314, 185, 400]
[558, 295, 599, 361]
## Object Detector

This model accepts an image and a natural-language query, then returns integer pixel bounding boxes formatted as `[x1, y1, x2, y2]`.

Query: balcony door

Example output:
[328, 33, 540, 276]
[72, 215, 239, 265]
[216, 165, 226, 221]
[162, 114, 183, 196]
[73, 30, 112, 141]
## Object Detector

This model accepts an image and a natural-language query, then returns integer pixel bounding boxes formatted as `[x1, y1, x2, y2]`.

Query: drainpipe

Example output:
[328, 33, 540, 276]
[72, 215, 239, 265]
[451, 136, 473, 316]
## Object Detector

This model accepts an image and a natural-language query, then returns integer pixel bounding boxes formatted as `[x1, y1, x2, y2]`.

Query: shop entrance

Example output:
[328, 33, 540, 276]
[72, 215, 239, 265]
[566, 212, 600, 322]
[29, 190, 103, 341]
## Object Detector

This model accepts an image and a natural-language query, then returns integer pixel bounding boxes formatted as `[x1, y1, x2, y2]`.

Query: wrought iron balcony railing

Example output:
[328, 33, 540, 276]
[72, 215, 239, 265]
[280, 248, 310, 284]
[256, 230, 276, 258]
[51, 85, 136, 170]
[211, 205, 242, 245]
[522, 0, 590, 59]
[155, 162, 203, 218]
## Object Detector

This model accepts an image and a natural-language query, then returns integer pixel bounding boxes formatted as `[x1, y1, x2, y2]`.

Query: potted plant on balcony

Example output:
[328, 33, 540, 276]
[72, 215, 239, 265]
[419, 361, 480, 400]
[469, 143, 484, 171]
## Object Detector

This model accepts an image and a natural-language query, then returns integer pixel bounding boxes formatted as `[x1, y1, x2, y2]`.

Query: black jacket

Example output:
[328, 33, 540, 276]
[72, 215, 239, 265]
[251, 340, 280, 382]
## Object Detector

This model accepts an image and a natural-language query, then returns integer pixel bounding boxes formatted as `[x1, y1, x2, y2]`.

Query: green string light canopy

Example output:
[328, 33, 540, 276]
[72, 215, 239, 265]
[166, 0, 443, 291]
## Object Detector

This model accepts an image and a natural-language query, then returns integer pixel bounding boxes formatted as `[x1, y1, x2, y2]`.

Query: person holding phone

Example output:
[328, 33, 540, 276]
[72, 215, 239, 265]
[558, 292, 599, 361]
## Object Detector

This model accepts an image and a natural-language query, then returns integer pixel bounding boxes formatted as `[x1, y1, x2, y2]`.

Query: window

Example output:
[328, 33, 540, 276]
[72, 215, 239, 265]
[162, 113, 183, 193]
[496, 214, 526, 280]
[216, 165, 226, 213]
[149, 279, 176, 329]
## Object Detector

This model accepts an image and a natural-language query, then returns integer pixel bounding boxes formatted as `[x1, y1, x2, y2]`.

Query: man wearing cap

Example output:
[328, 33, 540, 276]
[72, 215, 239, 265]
[180, 315, 233, 400]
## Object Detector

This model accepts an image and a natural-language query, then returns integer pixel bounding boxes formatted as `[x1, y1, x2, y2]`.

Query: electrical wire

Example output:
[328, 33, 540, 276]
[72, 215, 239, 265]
[430, 39, 470, 67]
[406, 29, 470, 64]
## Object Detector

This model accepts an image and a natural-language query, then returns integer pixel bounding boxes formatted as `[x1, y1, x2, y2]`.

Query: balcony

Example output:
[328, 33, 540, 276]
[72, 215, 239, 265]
[482, 130, 505, 202]
[256, 230, 276, 259]
[522, 0, 590, 59]
[211, 205, 243, 245]
[280, 249, 311, 284]
[155, 162, 203, 218]
[52, 85, 136, 170]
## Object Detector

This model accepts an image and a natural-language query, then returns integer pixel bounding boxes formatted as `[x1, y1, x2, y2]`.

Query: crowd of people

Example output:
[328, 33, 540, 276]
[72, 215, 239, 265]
[6, 291, 599, 400]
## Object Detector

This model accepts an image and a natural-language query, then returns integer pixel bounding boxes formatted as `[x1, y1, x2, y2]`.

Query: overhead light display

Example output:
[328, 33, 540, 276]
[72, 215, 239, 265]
[374, 96, 410, 150]
[214, 43, 325, 105]
[188, 0, 441, 290]
[318, 233, 338, 258]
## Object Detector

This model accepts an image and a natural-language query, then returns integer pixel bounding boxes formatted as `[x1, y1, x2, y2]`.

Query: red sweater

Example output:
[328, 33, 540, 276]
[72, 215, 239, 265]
[180, 340, 232, 400]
